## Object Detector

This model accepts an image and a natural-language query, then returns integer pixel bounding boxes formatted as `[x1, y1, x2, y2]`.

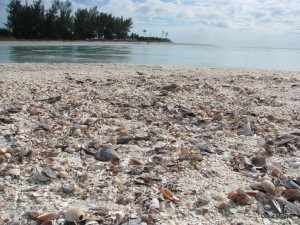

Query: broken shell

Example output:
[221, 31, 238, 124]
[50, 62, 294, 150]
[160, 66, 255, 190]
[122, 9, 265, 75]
[149, 155, 163, 164]
[160, 188, 179, 201]
[43, 157, 55, 166]
[37, 212, 59, 221]
[6, 168, 21, 177]
[194, 196, 210, 206]
[40, 221, 54, 225]
[85, 220, 100, 225]
[115, 194, 125, 203]
[283, 189, 300, 201]
[251, 156, 266, 167]
[129, 158, 144, 165]
[110, 156, 121, 166]
[27, 211, 42, 219]
[261, 180, 276, 194]
[228, 193, 254, 204]
[65, 207, 85, 222]
[41, 166, 57, 178]
[58, 171, 69, 178]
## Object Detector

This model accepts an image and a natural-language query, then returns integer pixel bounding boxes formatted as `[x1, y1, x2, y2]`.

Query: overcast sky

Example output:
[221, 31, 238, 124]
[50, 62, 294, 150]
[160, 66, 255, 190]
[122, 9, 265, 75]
[1, 0, 300, 47]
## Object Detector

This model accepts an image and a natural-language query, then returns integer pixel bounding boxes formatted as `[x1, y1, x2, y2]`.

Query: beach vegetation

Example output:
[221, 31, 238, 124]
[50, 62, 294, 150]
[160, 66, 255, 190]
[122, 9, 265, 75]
[4, 0, 138, 41]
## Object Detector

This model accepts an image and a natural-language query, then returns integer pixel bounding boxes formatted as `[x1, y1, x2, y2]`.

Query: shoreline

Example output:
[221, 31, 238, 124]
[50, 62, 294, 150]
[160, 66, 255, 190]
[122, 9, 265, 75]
[0, 40, 174, 46]
[0, 63, 299, 225]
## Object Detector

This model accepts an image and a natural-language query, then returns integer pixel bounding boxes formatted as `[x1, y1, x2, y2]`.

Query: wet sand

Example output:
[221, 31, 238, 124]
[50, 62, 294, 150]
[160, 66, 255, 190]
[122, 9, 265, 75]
[0, 63, 300, 225]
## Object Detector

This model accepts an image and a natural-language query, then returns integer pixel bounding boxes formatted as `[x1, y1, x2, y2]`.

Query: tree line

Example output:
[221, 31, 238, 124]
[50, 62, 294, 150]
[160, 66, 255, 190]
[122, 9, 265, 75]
[5, 0, 134, 40]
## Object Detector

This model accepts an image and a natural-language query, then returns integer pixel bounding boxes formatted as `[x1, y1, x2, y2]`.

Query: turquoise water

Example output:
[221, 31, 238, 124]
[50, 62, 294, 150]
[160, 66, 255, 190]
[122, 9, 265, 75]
[0, 42, 300, 71]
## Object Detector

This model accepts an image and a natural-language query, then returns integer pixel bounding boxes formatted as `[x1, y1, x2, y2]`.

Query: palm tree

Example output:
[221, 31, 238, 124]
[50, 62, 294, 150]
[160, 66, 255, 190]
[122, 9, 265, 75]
[165, 32, 168, 39]
[143, 29, 147, 37]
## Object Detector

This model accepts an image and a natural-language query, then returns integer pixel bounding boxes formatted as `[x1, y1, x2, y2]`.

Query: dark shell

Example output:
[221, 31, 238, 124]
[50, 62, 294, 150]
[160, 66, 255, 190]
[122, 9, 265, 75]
[96, 146, 118, 162]
[251, 156, 266, 167]
[41, 166, 57, 178]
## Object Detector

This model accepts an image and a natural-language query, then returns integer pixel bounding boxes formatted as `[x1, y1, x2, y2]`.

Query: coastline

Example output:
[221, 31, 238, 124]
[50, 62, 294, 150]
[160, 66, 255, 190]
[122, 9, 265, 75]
[0, 40, 174, 46]
[0, 63, 300, 225]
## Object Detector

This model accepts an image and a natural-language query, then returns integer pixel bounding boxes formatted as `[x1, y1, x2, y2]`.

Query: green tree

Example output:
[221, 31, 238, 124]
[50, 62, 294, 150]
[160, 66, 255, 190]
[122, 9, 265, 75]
[6, 0, 23, 38]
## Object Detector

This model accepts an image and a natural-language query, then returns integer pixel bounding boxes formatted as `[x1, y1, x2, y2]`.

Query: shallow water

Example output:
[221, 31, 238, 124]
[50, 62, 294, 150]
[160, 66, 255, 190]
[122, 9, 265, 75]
[0, 42, 300, 71]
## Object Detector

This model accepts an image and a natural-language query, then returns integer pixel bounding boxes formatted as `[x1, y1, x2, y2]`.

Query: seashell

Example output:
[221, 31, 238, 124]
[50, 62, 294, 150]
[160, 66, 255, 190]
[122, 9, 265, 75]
[283, 189, 300, 201]
[148, 155, 163, 164]
[115, 194, 125, 203]
[160, 188, 179, 201]
[149, 198, 160, 209]
[85, 220, 100, 225]
[260, 180, 276, 194]
[245, 190, 259, 197]
[194, 196, 210, 206]
[73, 143, 82, 151]
[96, 146, 120, 165]
[251, 156, 266, 167]
[65, 207, 85, 222]
[129, 158, 144, 165]
[129, 165, 144, 175]
[37, 212, 59, 221]
[41, 166, 57, 179]
[27, 211, 42, 219]
[6, 168, 21, 177]
[58, 171, 69, 178]
[271, 168, 283, 178]
[228, 193, 254, 204]
[40, 221, 54, 225]
[62, 184, 75, 194]
[291, 162, 300, 169]
[43, 157, 55, 166]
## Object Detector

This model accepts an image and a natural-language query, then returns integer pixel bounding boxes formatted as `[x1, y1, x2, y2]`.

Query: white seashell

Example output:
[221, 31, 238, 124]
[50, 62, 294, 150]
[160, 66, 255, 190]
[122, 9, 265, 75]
[85, 221, 99, 225]
[260, 180, 276, 194]
[149, 198, 160, 209]
[65, 207, 85, 222]
[6, 168, 21, 177]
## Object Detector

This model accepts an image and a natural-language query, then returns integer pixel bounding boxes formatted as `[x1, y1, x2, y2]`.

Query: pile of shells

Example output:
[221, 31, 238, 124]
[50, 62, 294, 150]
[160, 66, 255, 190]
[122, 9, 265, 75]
[0, 64, 299, 224]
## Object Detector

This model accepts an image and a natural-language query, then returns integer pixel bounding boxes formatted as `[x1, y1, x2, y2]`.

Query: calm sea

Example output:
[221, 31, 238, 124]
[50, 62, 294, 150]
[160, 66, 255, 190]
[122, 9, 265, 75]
[0, 42, 300, 71]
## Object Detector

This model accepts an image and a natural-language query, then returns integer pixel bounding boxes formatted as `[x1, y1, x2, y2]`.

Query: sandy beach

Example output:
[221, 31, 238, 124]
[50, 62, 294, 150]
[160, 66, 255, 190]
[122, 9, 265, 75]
[0, 63, 300, 225]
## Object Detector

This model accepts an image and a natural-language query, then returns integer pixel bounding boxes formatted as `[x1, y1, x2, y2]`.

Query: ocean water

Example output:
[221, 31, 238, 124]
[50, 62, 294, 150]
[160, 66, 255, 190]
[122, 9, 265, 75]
[0, 42, 300, 71]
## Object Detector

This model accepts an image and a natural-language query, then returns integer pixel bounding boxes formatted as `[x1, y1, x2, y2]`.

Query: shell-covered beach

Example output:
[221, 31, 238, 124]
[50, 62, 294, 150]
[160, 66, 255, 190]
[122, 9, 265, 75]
[0, 63, 300, 225]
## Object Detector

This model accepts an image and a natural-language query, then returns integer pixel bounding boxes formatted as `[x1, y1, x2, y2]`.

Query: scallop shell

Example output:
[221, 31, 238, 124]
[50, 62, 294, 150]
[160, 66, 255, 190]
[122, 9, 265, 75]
[251, 156, 266, 167]
[37, 212, 59, 221]
[261, 180, 276, 194]
[65, 207, 85, 222]
[229, 193, 254, 204]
